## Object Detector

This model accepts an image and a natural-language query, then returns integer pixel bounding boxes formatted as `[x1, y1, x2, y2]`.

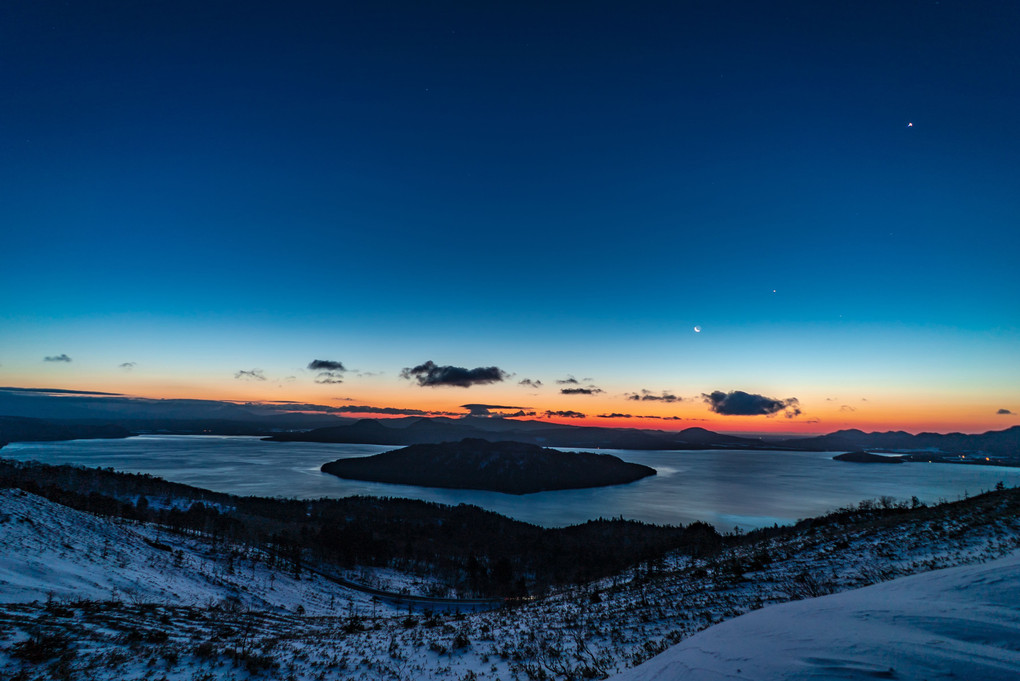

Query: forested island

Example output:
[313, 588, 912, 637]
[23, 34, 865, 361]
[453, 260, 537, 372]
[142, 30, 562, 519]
[320, 438, 657, 494]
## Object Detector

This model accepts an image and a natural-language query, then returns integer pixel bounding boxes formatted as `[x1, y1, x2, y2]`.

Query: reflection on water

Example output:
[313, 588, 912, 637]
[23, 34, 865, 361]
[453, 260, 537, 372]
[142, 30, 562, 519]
[4, 435, 1018, 532]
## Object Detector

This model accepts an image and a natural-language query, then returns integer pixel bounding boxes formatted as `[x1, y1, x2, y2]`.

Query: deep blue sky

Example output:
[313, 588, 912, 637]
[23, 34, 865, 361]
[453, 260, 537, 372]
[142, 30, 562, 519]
[2, 1, 1018, 432]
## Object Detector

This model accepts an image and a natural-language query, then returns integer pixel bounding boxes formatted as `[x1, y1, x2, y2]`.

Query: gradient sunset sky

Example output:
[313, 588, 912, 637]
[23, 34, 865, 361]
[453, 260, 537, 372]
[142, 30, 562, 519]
[2, 1, 1018, 434]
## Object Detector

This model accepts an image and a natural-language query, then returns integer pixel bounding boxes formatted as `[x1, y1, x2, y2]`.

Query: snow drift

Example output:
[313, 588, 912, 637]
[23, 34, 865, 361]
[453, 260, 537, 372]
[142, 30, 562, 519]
[612, 551, 1020, 680]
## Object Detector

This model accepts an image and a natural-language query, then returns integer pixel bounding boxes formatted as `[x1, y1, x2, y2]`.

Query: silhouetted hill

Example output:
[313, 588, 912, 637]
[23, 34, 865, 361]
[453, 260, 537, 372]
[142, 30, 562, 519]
[778, 426, 1020, 458]
[321, 438, 657, 494]
[0, 387, 354, 432]
[0, 416, 131, 446]
[269, 418, 764, 450]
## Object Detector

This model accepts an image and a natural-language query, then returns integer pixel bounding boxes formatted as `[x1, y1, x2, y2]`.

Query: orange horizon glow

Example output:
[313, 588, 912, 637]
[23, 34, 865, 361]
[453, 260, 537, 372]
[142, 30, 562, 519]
[1, 375, 1016, 437]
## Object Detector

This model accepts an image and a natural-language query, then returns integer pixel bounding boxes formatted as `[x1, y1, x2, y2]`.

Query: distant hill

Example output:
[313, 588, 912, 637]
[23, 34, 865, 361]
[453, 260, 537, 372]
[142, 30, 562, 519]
[0, 387, 353, 432]
[778, 426, 1020, 458]
[0, 416, 131, 446]
[321, 438, 657, 494]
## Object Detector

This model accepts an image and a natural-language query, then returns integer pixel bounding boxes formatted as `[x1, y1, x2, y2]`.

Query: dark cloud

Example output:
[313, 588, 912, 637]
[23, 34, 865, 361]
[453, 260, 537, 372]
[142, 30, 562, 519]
[308, 359, 345, 371]
[998, 408, 1015, 415]
[400, 360, 508, 388]
[626, 390, 682, 403]
[597, 413, 634, 418]
[460, 403, 529, 416]
[519, 378, 543, 388]
[235, 369, 267, 381]
[335, 405, 433, 416]
[43, 354, 71, 363]
[560, 387, 604, 395]
[0, 386, 121, 396]
[544, 410, 586, 419]
[254, 401, 457, 416]
[307, 359, 347, 384]
[612, 414, 691, 421]
[118, 362, 136, 370]
[556, 376, 580, 385]
[702, 390, 801, 418]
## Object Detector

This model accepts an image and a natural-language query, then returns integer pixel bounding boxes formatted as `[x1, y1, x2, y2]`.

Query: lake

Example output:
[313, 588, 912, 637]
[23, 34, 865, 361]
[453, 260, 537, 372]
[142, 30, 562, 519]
[3, 435, 1018, 532]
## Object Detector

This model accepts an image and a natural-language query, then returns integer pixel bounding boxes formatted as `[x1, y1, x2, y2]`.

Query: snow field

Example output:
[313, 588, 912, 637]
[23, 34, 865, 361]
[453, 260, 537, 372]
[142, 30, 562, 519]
[1, 487, 1018, 680]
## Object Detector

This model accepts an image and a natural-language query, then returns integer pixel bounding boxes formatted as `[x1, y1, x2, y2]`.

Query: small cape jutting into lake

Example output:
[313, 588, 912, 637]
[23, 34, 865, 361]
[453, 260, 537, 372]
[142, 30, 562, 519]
[320, 438, 657, 494]
[833, 451, 906, 464]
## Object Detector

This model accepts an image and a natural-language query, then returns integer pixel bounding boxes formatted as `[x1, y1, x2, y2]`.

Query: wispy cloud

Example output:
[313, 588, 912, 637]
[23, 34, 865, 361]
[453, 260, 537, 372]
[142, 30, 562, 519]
[626, 389, 682, 403]
[118, 362, 136, 370]
[235, 369, 267, 381]
[998, 408, 1014, 415]
[518, 378, 543, 388]
[43, 354, 71, 363]
[251, 401, 458, 416]
[401, 360, 508, 387]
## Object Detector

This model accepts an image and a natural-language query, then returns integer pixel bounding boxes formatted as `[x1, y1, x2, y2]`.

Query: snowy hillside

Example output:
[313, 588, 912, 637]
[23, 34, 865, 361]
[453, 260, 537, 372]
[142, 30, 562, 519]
[0, 488, 397, 615]
[611, 551, 1020, 681]
[1, 486, 1019, 680]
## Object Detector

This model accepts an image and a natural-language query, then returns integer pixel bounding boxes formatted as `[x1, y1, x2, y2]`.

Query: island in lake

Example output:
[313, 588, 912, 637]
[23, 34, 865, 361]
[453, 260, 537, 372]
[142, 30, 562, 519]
[833, 450, 906, 464]
[320, 438, 657, 494]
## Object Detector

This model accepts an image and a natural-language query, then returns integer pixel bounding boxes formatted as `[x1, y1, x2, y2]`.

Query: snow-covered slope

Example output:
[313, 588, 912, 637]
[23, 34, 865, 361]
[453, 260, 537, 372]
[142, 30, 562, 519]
[611, 551, 1020, 681]
[0, 488, 384, 615]
[2, 486, 1019, 680]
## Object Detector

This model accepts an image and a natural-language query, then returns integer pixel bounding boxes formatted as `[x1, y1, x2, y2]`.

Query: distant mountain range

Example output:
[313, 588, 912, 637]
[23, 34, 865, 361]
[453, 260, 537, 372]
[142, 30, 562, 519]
[773, 427, 1020, 458]
[267, 418, 1019, 459]
[0, 386, 1016, 459]
[0, 387, 353, 438]
[266, 417, 765, 450]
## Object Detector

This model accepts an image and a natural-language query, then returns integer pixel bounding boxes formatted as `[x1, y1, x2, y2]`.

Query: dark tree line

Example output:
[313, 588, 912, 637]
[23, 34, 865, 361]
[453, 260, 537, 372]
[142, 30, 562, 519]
[0, 458, 721, 596]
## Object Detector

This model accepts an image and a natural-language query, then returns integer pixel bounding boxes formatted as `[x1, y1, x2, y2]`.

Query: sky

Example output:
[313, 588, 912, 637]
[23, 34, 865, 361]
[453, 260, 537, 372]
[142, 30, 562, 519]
[2, 1, 1018, 434]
